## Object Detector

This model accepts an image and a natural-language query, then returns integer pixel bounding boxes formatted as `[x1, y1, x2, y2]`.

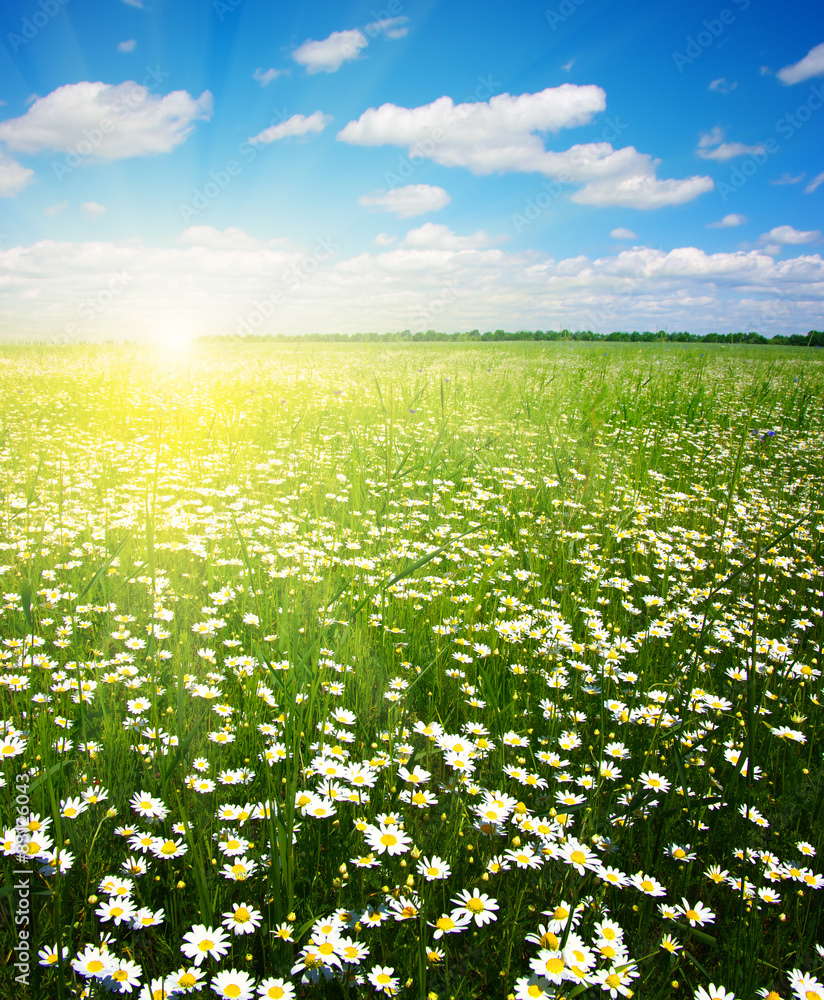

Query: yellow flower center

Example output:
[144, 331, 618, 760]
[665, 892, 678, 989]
[546, 957, 565, 973]
[607, 974, 621, 989]
[380, 833, 398, 847]
[198, 939, 214, 951]
[225, 986, 241, 998]
[570, 850, 586, 865]
[88, 960, 104, 973]
[466, 898, 485, 913]
[235, 907, 250, 922]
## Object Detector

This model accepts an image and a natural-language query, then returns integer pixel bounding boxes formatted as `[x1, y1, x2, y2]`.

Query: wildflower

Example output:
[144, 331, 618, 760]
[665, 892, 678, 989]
[102, 958, 143, 993]
[222, 903, 263, 935]
[363, 823, 411, 856]
[676, 899, 715, 927]
[661, 934, 682, 953]
[96, 897, 137, 926]
[417, 855, 452, 881]
[221, 856, 258, 881]
[338, 936, 370, 964]
[150, 837, 188, 860]
[270, 922, 294, 942]
[180, 924, 231, 966]
[629, 871, 667, 897]
[592, 964, 640, 997]
[130, 791, 169, 821]
[430, 910, 472, 939]
[505, 844, 543, 869]
[367, 966, 399, 995]
[694, 985, 736, 1000]
[60, 796, 89, 819]
[257, 978, 296, 999]
[38, 942, 69, 967]
[639, 771, 671, 793]
[788, 971, 824, 1000]
[211, 969, 256, 999]
[133, 907, 165, 929]
[560, 838, 600, 875]
[514, 976, 554, 999]
[166, 966, 205, 992]
[72, 944, 114, 979]
[451, 888, 499, 926]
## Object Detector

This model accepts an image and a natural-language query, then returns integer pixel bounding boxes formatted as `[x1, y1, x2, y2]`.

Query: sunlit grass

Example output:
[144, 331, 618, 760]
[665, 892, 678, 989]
[1, 340, 822, 1000]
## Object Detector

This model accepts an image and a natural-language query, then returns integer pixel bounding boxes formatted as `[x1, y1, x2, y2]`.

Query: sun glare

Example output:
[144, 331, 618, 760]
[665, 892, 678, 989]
[155, 327, 196, 355]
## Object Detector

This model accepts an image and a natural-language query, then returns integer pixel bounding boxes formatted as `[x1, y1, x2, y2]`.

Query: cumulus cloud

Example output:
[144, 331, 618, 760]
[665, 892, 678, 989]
[401, 223, 494, 250]
[697, 127, 765, 161]
[338, 87, 713, 209]
[805, 171, 824, 193]
[178, 226, 290, 251]
[611, 228, 637, 239]
[0, 150, 35, 197]
[373, 233, 397, 247]
[292, 29, 368, 74]
[0, 81, 212, 159]
[253, 67, 287, 86]
[2, 236, 823, 341]
[707, 214, 747, 228]
[358, 184, 450, 218]
[117, 40, 137, 53]
[81, 202, 106, 219]
[777, 42, 824, 85]
[709, 77, 737, 93]
[760, 225, 821, 245]
[247, 111, 331, 146]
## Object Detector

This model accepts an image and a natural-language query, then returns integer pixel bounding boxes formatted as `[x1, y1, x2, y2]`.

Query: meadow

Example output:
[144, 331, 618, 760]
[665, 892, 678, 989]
[1, 340, 822, 1000]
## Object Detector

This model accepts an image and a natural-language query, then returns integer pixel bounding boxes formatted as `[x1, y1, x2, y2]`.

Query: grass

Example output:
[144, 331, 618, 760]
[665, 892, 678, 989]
[0, 339, 822, 1000]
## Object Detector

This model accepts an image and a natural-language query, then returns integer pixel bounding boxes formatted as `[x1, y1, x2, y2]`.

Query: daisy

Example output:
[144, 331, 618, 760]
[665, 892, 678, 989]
[361, 904, 391, 928]
[529, 949, 571, 985]
[694, 985, 736, 1000]
[629, 871, 667, 897]
[451, 888, 499, 926]
[60, 796, 89, 819]
[788, 972, 824, 1000]
[505, 844, 543, 869]
[592, 964, 640, 998]
[676, 899, 715, 927]
[429, 911, 472, 939]
[129, 791, 168, 821]
[363, 823, 411, 856]
[72, 944, 114, 980]
[514, 975, 554, 999]
[96, 897, 137, 926]
[269, 922, 295, 942]
[257, 978, 296, 999]
[166, 966, 206, 992]
[133, 907, 165, 929]
[222, 903, 263, 935]
[221, 856, 258, 881]
[368, 966, 399, 995]
[639, 772, 671, 793]
[38, 942, 69, 967]
[211, 969, 256, 1000]
[338, 937, 370, 965]
[150, 837, 188, 860]
[102, 958, 143, 994]
[417, 855, 452, 881]
[180, 924, 231, 966]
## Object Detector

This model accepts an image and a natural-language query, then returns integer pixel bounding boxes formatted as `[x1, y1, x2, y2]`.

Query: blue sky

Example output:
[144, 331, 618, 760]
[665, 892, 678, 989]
[0, 0, 822, 341]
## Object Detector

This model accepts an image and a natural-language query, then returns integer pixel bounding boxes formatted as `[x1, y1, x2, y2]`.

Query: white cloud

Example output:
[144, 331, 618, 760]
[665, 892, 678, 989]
[0, 81, 212, 159]
[0, 150, 34, 197]
[401, 223, 494, 250]
[562, 59, 574, 72]
[117, 40, 137, 53]
[253, 67, 287, 86]
[697, 128, 765, 161]
[358, 184, 450, 218]
[364, 16, 409, 39]
[43, 201, 68, 216]
[770, 172, 806, 185]
[805, 171, 824, 193]
[121, 0, 143, 7]
[373, 233, 397, 247]
[707, 214, 747, 228]
[247, 111, 331, 146]
[777, 42, 824, 85]
[2, 237, 823, 341]
[81, 202, 106, 219]
[338, 87, 712, 209]
[292, 29, 368, 74]
[709, 78, 736, 93]
[611, 228, 637, 239]
[760, 225, 821, 245]
[178, 226, 290, 251]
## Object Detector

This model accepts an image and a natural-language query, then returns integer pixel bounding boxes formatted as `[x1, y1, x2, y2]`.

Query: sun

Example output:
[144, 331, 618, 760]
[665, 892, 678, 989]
[154, 326, 196, 355]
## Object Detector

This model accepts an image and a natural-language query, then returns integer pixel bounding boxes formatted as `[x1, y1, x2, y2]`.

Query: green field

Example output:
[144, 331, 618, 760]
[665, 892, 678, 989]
[1, 341, 823, 1000]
